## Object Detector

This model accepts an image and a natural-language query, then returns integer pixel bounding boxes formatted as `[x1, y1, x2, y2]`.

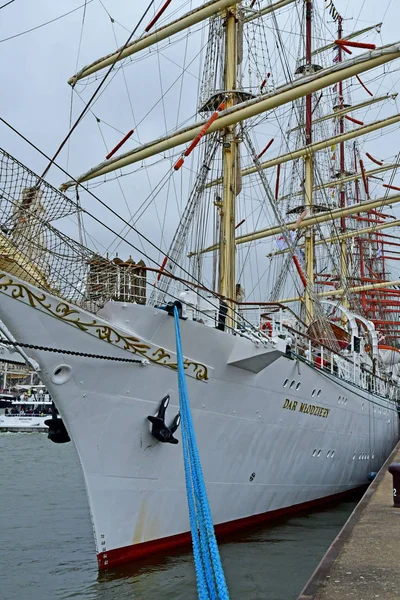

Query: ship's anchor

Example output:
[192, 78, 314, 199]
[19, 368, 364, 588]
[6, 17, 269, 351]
[147, 394, 180, 444]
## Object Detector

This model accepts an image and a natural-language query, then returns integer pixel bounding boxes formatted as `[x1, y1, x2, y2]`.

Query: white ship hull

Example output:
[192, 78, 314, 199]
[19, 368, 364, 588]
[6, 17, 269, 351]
[0, 274, 397, 569]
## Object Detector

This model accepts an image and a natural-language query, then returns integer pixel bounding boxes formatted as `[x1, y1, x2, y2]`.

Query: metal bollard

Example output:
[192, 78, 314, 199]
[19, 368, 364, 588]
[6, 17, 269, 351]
[388, 463, 400, 507]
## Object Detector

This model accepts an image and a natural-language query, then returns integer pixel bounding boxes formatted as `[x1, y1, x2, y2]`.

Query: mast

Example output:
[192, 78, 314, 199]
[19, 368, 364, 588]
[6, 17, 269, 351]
[218, 5, 238, 305]
[337, 16, 349, 309]
[304, 0, 314, 321]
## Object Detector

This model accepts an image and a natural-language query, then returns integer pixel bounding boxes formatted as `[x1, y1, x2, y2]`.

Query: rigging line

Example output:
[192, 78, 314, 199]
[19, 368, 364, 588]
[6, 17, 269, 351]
[0, 0, 14, 9]
[67, 0, 88, 193]
[0, 119, 256, 328]
[40, 0, 156, 180]
[104, 17, 160, 256]
[108, 10, 203, 81]
[75, 0, 88, 73]
[94, 120, 146, 256]
[0, 1, 94, 43]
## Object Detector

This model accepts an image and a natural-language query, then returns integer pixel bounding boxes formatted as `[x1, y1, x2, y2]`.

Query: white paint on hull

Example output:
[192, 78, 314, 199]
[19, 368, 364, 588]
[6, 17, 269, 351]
[0, 281, 397, 559]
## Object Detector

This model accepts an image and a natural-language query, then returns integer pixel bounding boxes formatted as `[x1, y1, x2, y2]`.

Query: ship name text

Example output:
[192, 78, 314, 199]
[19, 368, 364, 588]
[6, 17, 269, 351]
[282, 398, 330, 418]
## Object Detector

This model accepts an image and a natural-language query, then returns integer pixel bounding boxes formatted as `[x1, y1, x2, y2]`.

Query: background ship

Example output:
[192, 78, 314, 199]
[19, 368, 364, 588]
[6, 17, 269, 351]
[0, 0, 399, 570]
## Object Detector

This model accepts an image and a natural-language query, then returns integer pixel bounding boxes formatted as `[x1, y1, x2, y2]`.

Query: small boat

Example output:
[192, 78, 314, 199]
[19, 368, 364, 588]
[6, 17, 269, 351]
[0, 386, 52, 432]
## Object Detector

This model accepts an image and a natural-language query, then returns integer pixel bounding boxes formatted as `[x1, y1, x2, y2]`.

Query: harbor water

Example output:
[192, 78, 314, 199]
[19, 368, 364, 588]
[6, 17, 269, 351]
[0, 434, 361, 600]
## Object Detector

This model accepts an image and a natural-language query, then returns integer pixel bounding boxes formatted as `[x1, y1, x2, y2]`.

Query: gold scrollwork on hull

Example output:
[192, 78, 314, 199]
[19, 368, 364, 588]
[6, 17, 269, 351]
[0, 275, 209, 381]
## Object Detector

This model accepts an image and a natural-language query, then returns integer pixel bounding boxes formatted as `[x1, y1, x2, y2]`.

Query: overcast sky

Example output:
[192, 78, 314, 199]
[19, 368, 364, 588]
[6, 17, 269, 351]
[0, 0, 398, 277]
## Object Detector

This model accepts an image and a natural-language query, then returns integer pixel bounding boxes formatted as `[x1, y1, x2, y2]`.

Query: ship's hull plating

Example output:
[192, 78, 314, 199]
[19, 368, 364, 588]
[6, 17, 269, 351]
[0, 275, 397, 569]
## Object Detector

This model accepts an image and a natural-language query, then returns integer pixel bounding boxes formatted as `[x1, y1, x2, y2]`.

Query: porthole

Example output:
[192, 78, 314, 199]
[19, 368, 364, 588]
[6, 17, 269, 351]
[352, 454, 356, 460]
[312, 449, 317, 457]
[331, 451, 335, 458]
[290, 380, 295, 389]
[367, 454, 370, 460]
[359, 454, 362, 460]
[327, 451, 331, 458]
[361, 402, 365, 410]
[317, 449, 321, 457]
[338, 396, 342, 403]
[283, 379, 289, 388]
[372, 453, 375, 459]
[344, 398, 347, 405]
[296, 382, 301, 391]
[311, 389, 316, 397]
[317, 389, 321, 397]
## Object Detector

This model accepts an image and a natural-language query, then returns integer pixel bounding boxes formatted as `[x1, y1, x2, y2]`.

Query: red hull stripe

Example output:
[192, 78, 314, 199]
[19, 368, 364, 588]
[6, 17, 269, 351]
[97, 486, 365, 570]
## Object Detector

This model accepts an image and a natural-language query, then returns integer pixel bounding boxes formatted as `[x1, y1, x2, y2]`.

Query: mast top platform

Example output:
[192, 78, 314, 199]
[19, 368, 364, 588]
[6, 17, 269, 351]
[199, 90, 256, 115]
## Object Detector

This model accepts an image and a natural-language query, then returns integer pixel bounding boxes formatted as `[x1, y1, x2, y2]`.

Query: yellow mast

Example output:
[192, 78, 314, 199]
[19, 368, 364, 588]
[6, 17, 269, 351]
[219, 5, 238, 311]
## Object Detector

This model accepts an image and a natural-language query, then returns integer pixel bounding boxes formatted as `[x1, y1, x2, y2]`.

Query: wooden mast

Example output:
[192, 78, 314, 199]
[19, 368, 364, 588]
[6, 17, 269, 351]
[304, 0, 314, 321]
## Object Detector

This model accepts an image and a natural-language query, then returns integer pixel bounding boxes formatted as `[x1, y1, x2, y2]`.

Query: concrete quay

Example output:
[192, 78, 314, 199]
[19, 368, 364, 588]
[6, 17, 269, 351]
[298, 441, 400, 600]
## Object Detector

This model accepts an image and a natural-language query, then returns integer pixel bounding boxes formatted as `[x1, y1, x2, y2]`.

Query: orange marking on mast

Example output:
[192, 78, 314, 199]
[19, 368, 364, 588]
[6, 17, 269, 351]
[292, 255, 307, 288]
[182, 100, 226, 159]
[359, 159, 369, 197]
[157, 256, 168, 281]
[366, 152, 383, 166]
[336, 39, 376, 50]
[344, 115, 364, 126]
[145, 0, 172, 33]
[335, 40, 352, 55]
[106, 130, 134, 160]
[173, 157, 184, 171]
[257, 138, 274, 159]
[235, 219, 246, 230]
[383, 184, 400, 192]
[275, 164, 281, 200]
[356, 75, 373, 97]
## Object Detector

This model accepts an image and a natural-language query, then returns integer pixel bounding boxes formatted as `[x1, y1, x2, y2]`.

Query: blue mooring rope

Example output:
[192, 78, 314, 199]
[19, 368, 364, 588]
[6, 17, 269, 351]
[173, 306, 230, 600]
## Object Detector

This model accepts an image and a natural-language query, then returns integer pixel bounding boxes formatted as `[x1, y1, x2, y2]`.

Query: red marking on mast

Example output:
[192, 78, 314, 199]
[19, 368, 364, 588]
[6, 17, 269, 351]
[257, 138, 274, 159]
[344, 115, 364, 126]
[105, 130, 134, 160]
[173, 157, 184, 171]
[356, 75, 373, 97]
[292, 255, 307, 288]
[157, 256, 168, 281]
[366, 152, 383, 166]
[383, 184, 400, 192]
[180, 100, 226, 164]
[336, 40, 376, 51]
[275, 164, 281, 200]
[335, 40, 352, 55]
[235, 219, 246, 230]
[359, 159, 369, 197]
[260, 73, 271, 91]
[145, 0, 172, 33]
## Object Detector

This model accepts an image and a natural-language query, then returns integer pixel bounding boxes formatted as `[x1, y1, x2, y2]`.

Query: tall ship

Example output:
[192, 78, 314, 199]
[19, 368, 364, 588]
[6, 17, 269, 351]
[0, 0, 399, 570]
